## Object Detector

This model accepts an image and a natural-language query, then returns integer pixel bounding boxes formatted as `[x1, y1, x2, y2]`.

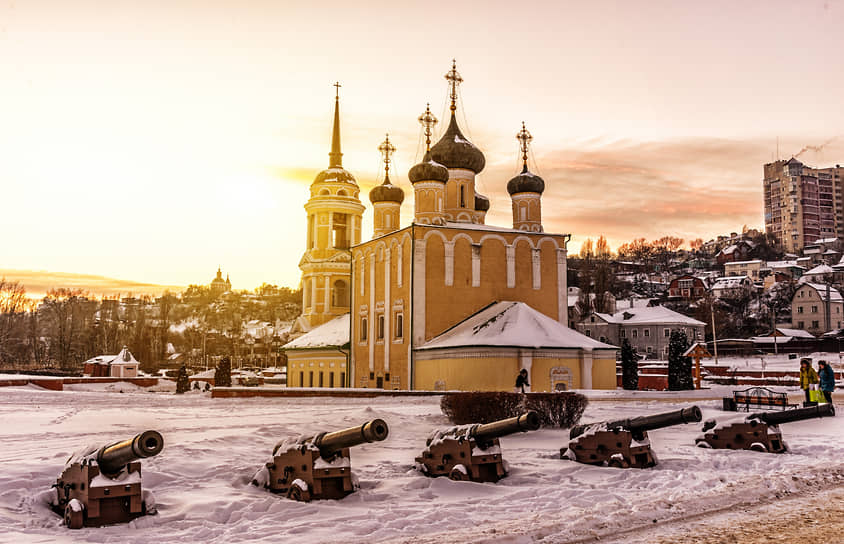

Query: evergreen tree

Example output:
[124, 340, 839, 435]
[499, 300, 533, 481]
[667, 330, 694, 390]
[620, 338, 639, 390]
[215, 356, 232, 388]
[175, 364, 190, 394]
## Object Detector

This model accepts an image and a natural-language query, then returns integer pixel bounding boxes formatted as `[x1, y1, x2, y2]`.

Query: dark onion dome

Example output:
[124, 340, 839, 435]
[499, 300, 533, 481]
[369, 178, 405, 204]
[408, 152, 449, 183]
[474, 192, 490, 212]
[313, 166, 357, 185]
[507, 165, 545, 195]
[429, 114, 485, 174]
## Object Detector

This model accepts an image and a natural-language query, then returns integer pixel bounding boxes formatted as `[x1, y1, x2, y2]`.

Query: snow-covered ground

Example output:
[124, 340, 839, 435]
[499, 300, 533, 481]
[0, 384, 841, 544]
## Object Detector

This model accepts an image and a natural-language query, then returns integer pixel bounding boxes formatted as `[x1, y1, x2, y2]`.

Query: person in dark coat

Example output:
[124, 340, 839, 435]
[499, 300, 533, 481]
[799, 359, 819, 403]
[817, 360, 835, 404]
[515, 369, 530, 393]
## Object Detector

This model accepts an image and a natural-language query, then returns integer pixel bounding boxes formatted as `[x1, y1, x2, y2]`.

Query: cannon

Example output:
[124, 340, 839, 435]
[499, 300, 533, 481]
[50, 430, 164, 529]
[252, 419, 389, 501]
[696, 403, 835, 453]
[415, 411, 541, 483]
[561, 406, 702, 468]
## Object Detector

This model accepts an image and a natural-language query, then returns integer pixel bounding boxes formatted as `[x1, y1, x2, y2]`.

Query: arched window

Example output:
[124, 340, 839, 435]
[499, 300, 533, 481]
[460, 185, 465, 208]
[332, 279, 348, 307]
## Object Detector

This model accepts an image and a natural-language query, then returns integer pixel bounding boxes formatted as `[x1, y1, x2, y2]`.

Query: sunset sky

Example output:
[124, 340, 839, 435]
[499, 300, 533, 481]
[2, 0, 844, 296]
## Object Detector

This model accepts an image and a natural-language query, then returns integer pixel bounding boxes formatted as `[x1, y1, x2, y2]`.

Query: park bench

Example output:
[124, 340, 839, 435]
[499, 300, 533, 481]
[727, 387, 797, 412]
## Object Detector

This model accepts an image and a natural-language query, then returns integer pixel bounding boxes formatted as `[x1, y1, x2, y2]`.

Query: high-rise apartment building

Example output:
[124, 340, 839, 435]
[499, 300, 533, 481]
[763, 158, 844, 253]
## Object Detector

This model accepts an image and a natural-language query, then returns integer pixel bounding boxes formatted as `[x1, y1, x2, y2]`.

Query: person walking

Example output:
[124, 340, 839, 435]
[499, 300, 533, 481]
[799, 358, 819, 404]
[515, 369, 530, 393]
[817, 360, 835, 404]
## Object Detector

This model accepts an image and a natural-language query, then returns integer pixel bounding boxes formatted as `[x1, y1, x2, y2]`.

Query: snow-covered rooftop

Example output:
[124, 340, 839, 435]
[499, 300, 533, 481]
[711, 276, 752, 290]
[594, 305, 705, 326]
[799, 282, 843, 302]
[418, 301, 615, 351]
[283, 314, 350, 349]
[804, 264, 834, 276]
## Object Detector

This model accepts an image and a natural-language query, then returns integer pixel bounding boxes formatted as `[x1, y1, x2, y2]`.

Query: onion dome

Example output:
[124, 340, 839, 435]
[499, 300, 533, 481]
[369, 179, 405, 204]
[369, 134, 404, 203]
[409, 152, 449, 183]
[428, 61, 485, 174]
[507, 165, 545, 195]
[313, 83, 358, 186]
[507, 122, 544, 194]
[429, 114, 486, 174]
[474, 192, 490, 212]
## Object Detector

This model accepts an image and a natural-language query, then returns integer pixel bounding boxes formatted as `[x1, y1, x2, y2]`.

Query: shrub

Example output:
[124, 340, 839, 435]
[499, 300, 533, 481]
[440, 391, 588, 428]
[215, 356, 232, 388]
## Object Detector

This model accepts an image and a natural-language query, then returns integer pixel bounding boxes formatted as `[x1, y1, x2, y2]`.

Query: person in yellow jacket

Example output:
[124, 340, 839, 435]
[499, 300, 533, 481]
[799, 358, 819, 403]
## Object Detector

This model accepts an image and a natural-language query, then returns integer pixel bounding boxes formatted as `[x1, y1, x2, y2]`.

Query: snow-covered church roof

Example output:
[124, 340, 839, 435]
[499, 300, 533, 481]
[283, 314, 350, 350]
[418, 301, 615, 351]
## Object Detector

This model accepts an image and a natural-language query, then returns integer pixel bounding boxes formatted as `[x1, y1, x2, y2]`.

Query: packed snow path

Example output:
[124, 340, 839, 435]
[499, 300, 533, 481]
[0, 385, 841, 544]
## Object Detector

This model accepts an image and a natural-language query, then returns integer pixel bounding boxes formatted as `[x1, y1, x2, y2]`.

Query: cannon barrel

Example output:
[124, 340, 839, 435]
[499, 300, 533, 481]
[752, 403, 835, 425]
[570, 406, 702, 439]
[96, 430, 164, 476]
[311, 419, 389, 457]
[469, 411, 541, 443]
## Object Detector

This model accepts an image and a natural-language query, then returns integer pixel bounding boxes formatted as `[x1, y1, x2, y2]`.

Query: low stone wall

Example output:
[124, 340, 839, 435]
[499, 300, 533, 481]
[212, 387, 443, 399]
[0, 377, 159, 391]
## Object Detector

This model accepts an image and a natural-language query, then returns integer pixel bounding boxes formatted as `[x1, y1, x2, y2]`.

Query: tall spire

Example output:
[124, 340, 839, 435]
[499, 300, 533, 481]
[329, 82, 343, 168]
[517, 122, 533, 173]
[418, 103, 438, 153]
[378, 133, 396, 183]
[445, 60, 462, 115]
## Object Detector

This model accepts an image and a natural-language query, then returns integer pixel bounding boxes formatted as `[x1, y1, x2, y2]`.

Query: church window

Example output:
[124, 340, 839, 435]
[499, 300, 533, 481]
[460, 186, 465, 208]
[520, 206, 527, 221]
[299, 371, 303, 387]
[319, 372, 324, 387]
[360, 317, 368, 341]
[307, 215, 315, 249]
[308, 371, 314, 387]
[332, 213, 349, 249]
[338, 189, 347, 196]
[394, 313, 403, 339]
[329, 373, 335, 387]
[332, 280, 348, 307]
[385, 214, 391, 228]
[377, 314, 385, 339]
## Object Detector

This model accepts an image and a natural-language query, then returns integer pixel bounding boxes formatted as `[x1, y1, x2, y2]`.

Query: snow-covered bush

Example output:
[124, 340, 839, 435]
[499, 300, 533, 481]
[440, 392, 588, 428]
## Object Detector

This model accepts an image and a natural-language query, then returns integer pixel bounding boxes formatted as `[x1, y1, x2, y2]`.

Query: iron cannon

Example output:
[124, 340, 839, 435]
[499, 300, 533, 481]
[415, 411, 541, 482]
[252, 419, 389, 501]
[561, 406, 702, 468]
[696, 403, 835, 453]
[51, 430, 164, 529]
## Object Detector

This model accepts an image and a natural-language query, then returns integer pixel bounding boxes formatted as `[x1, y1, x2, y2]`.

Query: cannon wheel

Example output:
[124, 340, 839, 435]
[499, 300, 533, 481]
[749, 442, 768, 453]
[64, 503, 84, 530]
[608, 457, 629, 469]
[286, 485, 311, 502]
[449, 466, 469, 482]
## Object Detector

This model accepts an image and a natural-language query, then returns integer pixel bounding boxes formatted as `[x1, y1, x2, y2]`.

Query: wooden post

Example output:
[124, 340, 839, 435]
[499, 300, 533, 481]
[684, 343, 712, 390]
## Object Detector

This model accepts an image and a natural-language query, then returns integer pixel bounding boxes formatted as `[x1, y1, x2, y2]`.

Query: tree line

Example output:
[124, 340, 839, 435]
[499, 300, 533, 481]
[0, 279, 301, 373]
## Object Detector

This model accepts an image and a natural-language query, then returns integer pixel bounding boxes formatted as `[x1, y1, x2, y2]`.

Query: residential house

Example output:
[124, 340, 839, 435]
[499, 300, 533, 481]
[667, 275, 708, 300]
[576, 305, 706, 359]
[715, 240, 754, 265]
[790, 282, 844, 333]
[710, 276, 755, 299]
[724, 259, 764, 281]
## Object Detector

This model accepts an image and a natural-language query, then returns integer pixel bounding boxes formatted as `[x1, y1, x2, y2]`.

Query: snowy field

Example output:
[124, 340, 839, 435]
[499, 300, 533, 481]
[0, 384, 841, 544]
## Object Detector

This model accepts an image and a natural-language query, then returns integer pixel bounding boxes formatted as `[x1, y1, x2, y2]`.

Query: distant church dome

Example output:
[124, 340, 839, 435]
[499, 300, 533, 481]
[369, 179, 405, 204]
[314, 166, 357, 185]
[474, 192, 490, 212]
[507, 165, 545, 195]
[429, 114, 486, 174]
[409, 152, 449, 183]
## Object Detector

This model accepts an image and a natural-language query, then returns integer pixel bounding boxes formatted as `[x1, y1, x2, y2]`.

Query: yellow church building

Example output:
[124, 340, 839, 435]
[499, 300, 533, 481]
[284, 64, 617, 391]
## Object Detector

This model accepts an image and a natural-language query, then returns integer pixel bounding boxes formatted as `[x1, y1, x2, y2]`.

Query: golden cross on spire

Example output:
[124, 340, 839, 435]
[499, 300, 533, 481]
[445, 59, 462, 113]
[418, 103, 438, 152]
[378, 133, 395, 182]
[517, 122, 533, 169]
[333, 81, 341, 99]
